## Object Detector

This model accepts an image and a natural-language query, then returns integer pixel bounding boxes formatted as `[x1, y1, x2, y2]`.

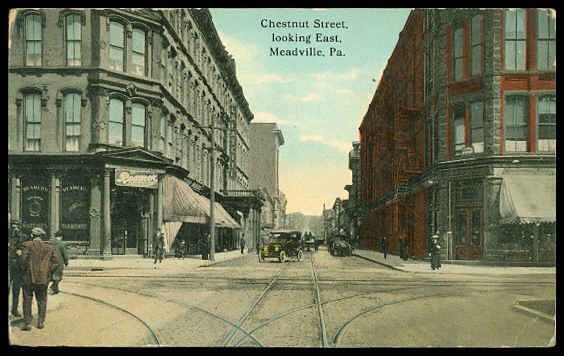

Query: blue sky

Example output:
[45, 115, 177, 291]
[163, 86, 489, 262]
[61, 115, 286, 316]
[210, 8, 411, 215]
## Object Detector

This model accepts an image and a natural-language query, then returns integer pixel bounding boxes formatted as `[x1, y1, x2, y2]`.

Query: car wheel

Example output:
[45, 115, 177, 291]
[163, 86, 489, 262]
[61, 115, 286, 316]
[279, 251, 286, 263]
[296, 250, 303, 262]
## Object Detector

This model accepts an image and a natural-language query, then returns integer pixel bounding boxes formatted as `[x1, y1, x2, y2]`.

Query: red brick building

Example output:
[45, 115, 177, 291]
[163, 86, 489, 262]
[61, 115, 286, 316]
[359, 9, 427, 258]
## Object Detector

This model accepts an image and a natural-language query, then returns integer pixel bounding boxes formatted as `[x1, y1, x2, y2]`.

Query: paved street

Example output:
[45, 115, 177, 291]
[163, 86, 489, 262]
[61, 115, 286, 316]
[9, 247, 555, 347]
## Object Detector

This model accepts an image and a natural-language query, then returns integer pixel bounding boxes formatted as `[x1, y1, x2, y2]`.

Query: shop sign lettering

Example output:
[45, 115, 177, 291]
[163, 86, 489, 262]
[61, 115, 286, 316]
[115, 169, 158, 189]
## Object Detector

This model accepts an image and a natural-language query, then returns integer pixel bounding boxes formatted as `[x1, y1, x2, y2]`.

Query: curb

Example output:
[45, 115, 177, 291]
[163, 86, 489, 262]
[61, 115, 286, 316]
[513, 301, 555, 324]
[352, 253, 408, 273]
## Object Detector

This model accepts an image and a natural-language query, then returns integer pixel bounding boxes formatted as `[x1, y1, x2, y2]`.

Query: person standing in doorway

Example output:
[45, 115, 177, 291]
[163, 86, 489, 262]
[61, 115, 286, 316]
[240, 234, 246, 254]
[9, 219, 24, 317]
[19, 227, 59, 330]
[49, 231, 69, 295]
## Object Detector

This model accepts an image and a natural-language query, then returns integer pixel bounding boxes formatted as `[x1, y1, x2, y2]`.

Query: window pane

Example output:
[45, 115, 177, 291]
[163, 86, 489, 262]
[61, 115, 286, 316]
[505, 10, 516, 39]
[66, 15, 81, 40]
[65, 136, 79, 152]
[25, 15, 41, 40]
[471, 45, 481, 75]
[131, 126, 144, 147]
[454, 28, 463, 57]
[109, 47, 123, 62]
[537, 40, 548, 70]
[538, 10, 549, 38]
[132, 29, 145, 53]
[108, 122, 123, 145]
[515, 41, 526, 70]
[132, 104, 145, 126]
[109, 22, 124, 47]
[548, 42, 556, 69]
[455, 58, 463, 80]
[471, 15, 481, 45]
[505, 41, 516, 69]
[109, 99, 124, 123]
[65, 94, 80, 123]
[516, 9, 526, 39]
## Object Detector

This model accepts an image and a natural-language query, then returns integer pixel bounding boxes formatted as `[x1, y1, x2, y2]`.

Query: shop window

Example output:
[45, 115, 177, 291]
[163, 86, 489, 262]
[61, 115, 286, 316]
[470, 15, 482, 76]
[109, 21, 125, 71]
[131, 28, 146, 76]
[25, 14, 42, 66]
[64, 93, 81, 152]
[453, 27, 464, 81]
[108, 98, 125, 146]
[537, 95, 556, 152]
[66, 14, 82, 66]
[60, 177, 89, 241]
[21, 177, 49, 235]
[452, 105, 465, 155]
[24, 93, 41, 152]
[131, 103, 146, 148]
[504, 9, 526, 70]
[504, 95, 528, 152]
[470, 101, 484, 153]
[537, 9, 556, 70]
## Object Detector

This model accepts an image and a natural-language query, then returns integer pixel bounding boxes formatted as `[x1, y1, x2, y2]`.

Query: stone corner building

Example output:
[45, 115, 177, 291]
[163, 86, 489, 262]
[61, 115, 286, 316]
[8, 8, 263, 257]
[359, 8, 555, 264]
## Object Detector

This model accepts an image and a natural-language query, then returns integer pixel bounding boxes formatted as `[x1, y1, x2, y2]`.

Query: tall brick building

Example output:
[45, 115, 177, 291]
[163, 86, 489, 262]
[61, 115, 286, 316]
[360, 8, 556, 263]
[8, 9, 263, 256]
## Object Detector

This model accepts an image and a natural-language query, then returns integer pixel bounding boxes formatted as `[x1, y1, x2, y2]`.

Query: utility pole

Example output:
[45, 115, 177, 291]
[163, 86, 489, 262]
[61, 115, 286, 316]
[209, 115, 216, 262]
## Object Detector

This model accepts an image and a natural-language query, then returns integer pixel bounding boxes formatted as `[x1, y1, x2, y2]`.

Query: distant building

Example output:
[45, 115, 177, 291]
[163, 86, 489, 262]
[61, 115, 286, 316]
[249, 122, 286, 230]
[344, 141, 361, 246]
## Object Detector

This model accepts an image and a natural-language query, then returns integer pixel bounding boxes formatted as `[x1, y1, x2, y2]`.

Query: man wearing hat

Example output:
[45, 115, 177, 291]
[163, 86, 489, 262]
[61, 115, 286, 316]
[430, 232, 442, 270]
[18, 227, 59, 331]
[49, 231, 69, 295]
[8, 219, 24, 317]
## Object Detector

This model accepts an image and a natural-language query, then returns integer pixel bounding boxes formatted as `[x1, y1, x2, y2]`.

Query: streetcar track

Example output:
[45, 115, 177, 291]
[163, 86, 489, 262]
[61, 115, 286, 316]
[310, 253, 328, 347]
[66, 280, 264, 347]
[61, 290, 161, 346]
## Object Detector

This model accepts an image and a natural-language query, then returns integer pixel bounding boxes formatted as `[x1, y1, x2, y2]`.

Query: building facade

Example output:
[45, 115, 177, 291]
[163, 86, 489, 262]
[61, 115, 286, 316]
[359, 8, 556, 263]
[8, 8, 263, 256]
[344, 141, 361, 247]
[248, 122, 286, 232]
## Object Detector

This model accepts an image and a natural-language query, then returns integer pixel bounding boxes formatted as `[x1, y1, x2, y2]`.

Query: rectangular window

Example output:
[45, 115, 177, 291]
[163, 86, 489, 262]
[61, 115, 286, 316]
[537, 9, 556, 70]
[24, 94, 41, 151]
[159, 116, 166, 151]
[470, 101, 484, 153]
[504, 9, 526, 70]
[471, 15, 482, 76]
[453, 28, 464, 81]
[25, 14, 42, 66]
[109, 22, 124, 71]
[66, 14, 81, 66]
[64, 93, 81, 151]
[504, 96, 528, 152]
[108, 99, 124, 146]
[537, 95, 556, 152]
[452, 105, 465, 155]
[131, 28, 146, 76]
[131, 103, 146, 148]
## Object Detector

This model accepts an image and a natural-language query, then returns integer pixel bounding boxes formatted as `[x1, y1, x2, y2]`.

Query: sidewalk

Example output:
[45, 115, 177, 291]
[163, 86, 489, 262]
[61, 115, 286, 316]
[353, 249, 556, 275]
[65, 249, 246, 277]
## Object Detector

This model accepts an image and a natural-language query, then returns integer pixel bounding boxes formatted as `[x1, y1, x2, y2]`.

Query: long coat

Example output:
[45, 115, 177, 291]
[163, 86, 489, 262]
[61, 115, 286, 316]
[19, 238, 59, 285]
[49, 239, 69, 281]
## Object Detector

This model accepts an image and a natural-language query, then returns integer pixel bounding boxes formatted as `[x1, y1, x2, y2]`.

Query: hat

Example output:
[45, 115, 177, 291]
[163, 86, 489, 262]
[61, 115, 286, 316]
[31, 227, 46, 237]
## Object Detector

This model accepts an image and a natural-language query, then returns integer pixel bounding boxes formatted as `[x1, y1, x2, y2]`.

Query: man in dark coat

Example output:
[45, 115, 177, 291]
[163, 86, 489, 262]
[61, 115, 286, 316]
[9, 220, 24, 317]
[49, 231, 69, 294]
[382, 236, 389, 259]
[240, 234, 246, 254]
[153, 230, 165, 268]
[18, 227, 59, 330]
[430, 233, 442, 270]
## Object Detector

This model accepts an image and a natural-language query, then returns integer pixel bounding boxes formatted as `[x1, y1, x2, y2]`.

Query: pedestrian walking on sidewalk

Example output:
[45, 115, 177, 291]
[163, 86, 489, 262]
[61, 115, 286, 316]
[240, 234, 246, 254]
[399, 235, 408, 261]
[153, 230, 165, 268]
[430, 233, 442, 270]
[49, 231, 69, 295]
[382, 236, 389, 259]
[9, 219, 24, 318]
[200, 234, 210, 260]
[19, 227, 60, 331]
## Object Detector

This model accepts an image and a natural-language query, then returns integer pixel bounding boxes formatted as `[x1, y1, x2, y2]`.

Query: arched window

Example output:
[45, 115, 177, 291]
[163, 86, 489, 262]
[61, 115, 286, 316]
[131, 103, 146, 148]
[131, 28, 146, 75]
[24, 93, 41, 151]
[25, 14, 42, 66]
[66, 14, 82, 66]
[64, 93, 81, 151]
[109, 21, 125, 71]
[109, 98, 124, 146]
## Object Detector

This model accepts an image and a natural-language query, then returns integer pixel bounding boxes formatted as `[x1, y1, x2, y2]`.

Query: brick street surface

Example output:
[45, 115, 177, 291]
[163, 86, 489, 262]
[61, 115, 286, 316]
[8, 248, 556, 347]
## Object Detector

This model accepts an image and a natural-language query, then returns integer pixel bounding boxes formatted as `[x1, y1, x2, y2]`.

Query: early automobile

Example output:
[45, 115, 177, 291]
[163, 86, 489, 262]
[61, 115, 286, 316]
[329, 237, 353, 256]
[304, 232, 316, 251]
[259, 229, 304, 263]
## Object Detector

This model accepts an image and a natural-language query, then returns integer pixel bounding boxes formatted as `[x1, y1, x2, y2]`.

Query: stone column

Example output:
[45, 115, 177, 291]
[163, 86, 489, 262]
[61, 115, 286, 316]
[156, 175, 163, 233]
[88, 174, 102, 255]
[49, 172, 61, 239]
[102, 169, 112, 257]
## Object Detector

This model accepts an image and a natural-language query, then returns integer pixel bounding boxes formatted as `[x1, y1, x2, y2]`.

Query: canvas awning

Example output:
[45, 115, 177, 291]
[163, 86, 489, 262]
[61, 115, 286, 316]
[499, 174, 556, 225]
[163, 175, 240, 229]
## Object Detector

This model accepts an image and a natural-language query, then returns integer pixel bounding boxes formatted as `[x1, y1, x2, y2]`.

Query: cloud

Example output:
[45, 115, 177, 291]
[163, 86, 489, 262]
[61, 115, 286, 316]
[254, 111, 299, 126]
[283, 92, 324, 103]
[335, 88, 355, 96]
[300, 134, 351, 153]
[310, 67, 365, 82]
